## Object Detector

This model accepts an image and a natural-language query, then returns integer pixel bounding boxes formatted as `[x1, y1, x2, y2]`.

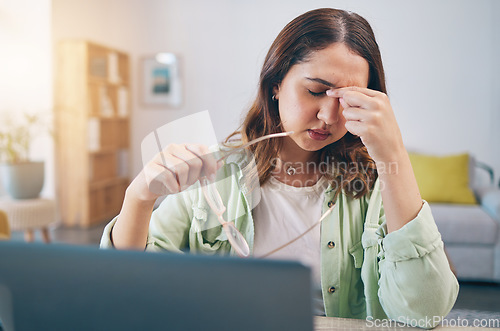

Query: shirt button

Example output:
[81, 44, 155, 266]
[328, 286, 336, 294]
[327, 241, 335, 248]
[327, 201, 335, 208]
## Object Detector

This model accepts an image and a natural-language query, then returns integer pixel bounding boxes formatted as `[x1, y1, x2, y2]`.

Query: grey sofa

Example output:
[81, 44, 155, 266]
[431, 161, 500, 283]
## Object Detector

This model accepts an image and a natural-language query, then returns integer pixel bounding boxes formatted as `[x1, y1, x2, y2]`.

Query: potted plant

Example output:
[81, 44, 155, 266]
[0, 113, 47, 199]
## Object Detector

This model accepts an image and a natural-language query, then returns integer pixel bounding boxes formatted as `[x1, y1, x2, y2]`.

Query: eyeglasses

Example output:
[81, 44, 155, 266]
[200, 131, 336, 258]
[200, 176, 250, 257]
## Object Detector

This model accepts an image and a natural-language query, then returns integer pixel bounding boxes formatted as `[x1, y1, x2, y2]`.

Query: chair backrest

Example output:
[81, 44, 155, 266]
[0, 210, 10, 240]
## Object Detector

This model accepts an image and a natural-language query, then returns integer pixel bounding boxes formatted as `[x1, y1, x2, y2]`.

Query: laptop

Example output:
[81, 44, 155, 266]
[0, 241, 313, 331]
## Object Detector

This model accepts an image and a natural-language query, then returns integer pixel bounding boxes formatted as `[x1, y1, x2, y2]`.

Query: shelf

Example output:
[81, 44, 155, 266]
[88, 117, 129, 151]
[55, 40, 131, 228]
[89, 176, 129, 190]
[88, 179, 128, 224]
[88, 76, 129, 87]
[88, 82, 129, 118]
[89, 147, 119, 155]
[89, 150, 129, 182]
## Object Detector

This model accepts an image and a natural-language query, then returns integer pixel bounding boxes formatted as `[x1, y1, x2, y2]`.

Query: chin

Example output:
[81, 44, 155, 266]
[295, 138, 330, 152]
[296, 134, 345, 152]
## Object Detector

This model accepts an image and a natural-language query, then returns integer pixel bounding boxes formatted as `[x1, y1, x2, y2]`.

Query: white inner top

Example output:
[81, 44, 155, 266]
[252, 175, 328, 314]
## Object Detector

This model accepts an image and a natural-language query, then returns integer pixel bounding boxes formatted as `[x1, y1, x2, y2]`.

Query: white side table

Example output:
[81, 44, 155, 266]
[0, 198, 57, 243]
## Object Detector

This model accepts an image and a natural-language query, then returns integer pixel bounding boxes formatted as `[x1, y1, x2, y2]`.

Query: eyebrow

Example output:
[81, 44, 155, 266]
[305, 77, 335, 88]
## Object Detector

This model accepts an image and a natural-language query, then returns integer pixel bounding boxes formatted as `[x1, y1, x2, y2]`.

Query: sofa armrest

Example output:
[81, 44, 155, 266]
[475, 187, 500, 221]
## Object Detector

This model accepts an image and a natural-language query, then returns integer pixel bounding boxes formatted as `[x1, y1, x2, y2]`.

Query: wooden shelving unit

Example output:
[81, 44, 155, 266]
[54, 41, 130, 227]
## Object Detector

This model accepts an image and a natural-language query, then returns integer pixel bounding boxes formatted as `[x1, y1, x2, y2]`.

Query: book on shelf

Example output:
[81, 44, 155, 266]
[107, 52, 121, 84]
[88, 118, 100, 152]
[99, 86, 114, 117]
[117, 87, 129, 117]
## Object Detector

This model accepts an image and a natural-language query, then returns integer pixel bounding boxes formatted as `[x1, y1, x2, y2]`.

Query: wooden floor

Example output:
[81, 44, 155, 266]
[9, 222, 500, 313]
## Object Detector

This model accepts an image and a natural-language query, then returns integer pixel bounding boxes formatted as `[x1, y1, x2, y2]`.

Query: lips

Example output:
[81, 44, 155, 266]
[308, 129, 331, 141]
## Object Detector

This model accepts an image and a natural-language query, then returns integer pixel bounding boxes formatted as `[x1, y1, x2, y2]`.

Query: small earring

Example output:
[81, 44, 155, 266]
[272, 95, 277, 101]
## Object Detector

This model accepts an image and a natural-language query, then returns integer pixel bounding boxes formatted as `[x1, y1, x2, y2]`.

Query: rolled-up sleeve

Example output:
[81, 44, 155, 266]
[377, 201, 459, 329]
[144, 192, 192, 253]
[99, 190, 193, 252]
[99, 217, 118, 249]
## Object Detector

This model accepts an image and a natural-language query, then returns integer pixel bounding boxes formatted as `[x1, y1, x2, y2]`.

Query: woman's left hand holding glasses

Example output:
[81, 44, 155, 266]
[112, 143, 220, 250]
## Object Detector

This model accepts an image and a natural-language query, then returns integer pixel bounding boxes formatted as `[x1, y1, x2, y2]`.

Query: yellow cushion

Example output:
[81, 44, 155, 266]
[408, 152, 477, 204]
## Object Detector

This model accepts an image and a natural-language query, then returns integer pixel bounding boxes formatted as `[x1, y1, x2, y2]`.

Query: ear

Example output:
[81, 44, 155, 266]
[272, 84, 280, 99]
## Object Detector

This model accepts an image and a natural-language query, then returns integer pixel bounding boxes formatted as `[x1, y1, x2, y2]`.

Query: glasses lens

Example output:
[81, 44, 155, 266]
[224, 223, 250, 258]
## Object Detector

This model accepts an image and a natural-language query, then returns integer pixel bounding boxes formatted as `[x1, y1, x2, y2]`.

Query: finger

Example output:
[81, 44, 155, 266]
[340, 90, 376, 109]
[327, 86, 382, 98]
[165, 145, 203, 189]
[158, 152, 186, 189]
[185, 144, 219, 180]
[344, 120, 367, 137]
[342, 107, 373, 122]
[146, 161, 181, 195]
[339, 97, 348, 109]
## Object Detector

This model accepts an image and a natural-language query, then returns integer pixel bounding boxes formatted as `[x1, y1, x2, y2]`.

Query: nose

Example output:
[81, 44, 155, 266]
[317, 97, 343, 125]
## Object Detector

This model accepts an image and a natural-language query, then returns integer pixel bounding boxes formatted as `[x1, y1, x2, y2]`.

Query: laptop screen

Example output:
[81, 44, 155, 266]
[0, 242, 313, 331]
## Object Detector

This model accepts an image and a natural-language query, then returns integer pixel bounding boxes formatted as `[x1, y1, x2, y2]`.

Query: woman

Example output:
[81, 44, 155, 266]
[101, 8, 458, 327]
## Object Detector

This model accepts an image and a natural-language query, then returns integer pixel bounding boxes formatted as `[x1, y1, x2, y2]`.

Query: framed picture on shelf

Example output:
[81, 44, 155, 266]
[141, 53, 182, 107]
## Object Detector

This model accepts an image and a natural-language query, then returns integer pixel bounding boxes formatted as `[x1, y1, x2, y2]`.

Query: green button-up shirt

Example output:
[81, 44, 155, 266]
[100, 151, 458, 329]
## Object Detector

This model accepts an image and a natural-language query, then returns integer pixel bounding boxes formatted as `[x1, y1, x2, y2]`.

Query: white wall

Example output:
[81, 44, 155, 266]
[0, 0, 53, 197]
[52, 0, 500, 184]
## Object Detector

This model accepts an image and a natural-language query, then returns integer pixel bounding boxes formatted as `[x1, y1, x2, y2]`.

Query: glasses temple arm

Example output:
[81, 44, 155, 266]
[217, 131, 294, 163]
[256, 204, 335, 259]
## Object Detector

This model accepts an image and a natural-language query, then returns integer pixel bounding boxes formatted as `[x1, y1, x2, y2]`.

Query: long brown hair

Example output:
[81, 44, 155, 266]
[228, 8, 386, 199]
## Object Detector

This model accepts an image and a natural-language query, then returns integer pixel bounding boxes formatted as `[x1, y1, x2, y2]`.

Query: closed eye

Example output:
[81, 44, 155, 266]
[308, 90, 326, 97]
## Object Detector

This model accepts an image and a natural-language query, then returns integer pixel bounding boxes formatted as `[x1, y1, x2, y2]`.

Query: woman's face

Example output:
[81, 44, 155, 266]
[274, 42, 369, 153]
